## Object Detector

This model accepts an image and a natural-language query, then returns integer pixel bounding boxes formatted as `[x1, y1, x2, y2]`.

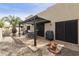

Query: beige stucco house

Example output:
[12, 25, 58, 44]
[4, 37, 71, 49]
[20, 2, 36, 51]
[24, 3, 79, 44]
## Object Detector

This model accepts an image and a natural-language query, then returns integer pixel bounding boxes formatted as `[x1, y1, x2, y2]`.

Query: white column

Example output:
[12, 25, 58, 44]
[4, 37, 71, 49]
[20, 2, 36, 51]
[0, 28, 3, 41]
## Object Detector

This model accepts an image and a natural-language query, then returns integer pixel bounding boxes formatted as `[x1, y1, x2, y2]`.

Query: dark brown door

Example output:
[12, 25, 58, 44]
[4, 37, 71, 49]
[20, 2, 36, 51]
[55, 21, 65, 41]
[65, 20, 78, 44]
[37, 23, 44, 37]
[55, 20, 78, 44]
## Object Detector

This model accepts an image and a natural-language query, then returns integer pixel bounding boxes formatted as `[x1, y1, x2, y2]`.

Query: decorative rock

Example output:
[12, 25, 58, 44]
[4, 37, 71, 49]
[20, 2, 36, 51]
[40, 46, 55, 56]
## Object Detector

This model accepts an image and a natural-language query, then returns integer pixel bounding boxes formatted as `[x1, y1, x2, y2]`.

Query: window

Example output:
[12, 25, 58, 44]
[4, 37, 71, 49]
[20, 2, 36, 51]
[27, 26, 30, 30]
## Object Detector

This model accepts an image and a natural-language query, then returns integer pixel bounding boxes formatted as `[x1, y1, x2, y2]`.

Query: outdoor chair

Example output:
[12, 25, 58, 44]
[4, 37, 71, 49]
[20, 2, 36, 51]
[22, 30, 28, 35]
[27, 32, 34, 39]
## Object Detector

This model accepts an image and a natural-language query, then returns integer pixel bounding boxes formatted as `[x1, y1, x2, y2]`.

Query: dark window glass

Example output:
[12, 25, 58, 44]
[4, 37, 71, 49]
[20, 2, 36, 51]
[27, 26, 30, 30]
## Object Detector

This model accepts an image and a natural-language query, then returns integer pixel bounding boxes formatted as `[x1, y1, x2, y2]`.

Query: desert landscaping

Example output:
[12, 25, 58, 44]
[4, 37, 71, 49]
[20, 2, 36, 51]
[0, 3, 79, 56]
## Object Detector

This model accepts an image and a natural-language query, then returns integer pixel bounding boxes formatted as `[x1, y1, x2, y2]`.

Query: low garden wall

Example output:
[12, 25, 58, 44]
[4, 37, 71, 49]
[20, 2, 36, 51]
[0, 28, 3, 40]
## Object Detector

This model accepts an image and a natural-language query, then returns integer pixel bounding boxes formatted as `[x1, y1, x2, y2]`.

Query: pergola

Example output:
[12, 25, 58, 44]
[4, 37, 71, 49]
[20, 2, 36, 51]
[19, 15, 50, 46]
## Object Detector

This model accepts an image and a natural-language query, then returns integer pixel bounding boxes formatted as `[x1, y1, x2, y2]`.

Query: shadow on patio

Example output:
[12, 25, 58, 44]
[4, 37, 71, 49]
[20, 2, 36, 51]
[14, 36, 50, 48]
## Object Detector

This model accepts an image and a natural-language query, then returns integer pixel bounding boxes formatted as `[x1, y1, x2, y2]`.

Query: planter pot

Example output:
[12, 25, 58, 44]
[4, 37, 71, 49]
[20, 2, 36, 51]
[0, 28, 3, 40]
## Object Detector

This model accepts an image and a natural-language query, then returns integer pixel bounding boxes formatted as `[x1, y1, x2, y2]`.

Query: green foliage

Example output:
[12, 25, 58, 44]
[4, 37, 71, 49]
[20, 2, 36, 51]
[0, 19, 4, 28]
[1, 15, 22, 36]
[2, 15, 22, 27]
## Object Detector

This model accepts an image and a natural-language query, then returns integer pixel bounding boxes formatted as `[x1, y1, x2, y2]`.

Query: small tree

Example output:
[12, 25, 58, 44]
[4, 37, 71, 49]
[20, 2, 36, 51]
[0, 19, 4, 28]
[3, 15, 22, 36]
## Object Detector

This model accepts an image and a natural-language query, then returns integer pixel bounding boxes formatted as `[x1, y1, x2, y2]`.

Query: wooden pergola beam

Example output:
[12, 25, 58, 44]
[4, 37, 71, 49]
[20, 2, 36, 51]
[21, 15, 50, 46]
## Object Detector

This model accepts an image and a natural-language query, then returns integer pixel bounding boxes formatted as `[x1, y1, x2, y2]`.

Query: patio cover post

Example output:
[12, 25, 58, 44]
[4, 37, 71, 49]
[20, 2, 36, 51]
[34, 16, 37, 46]
[22, 15, 50, 46]
[19, 23, 21, 37]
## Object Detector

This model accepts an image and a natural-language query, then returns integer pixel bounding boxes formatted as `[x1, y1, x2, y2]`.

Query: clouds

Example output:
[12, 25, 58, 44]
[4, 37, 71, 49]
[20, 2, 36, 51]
[0, 3, 54, 20]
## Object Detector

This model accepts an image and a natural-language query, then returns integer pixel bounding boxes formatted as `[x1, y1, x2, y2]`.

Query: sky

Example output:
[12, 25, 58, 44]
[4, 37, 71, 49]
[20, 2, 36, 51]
[0, 3, 54, 20]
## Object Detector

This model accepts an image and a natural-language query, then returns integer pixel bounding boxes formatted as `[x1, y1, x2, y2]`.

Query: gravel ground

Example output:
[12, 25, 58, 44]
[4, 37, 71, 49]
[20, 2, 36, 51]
[0, 41, 79, 56]
[0, 42, 25, 56]
[0, 37, 79, 56]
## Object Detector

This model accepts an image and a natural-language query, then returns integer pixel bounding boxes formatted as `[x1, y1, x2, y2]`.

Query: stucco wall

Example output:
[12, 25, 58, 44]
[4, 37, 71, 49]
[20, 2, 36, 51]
[37, 3, 79, 43]
[24, 3, 79, 44]
[44, 22, 55, 40]
[38, 3, 79, 22]
[24, 24, 34, 32]
[30, 25, 34, 32]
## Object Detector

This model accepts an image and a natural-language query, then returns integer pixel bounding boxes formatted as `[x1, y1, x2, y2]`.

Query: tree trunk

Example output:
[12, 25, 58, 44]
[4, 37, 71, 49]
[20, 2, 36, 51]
[12, 27, 17, 36]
